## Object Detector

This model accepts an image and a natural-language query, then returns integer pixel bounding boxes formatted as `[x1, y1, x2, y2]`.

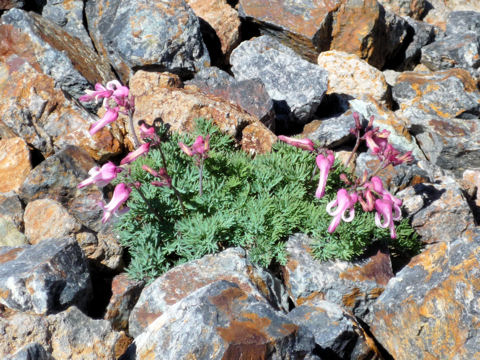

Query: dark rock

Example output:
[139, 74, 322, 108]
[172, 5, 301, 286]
[0, 237, 92, 314]
[301, 112, 355, 149]
[383, 10, 410, 66]
[0, 192, 24, 231]
[85, 0, 210, 82]
[378, 0, 428, 19]
[186, 67, 275, 129]
[366, 229, 480, 360]
[398, 16, 435, 70]
[0, 8, 115, 109]
[19, 146, 104, 232]
[122, 281, 315, 359]
[128, 247, 289, 338]
[288, 300, 380, 359]
[397, 176, 475, 244]
[5, 343, 52, 360]
[41, 0, 94, 49]
[446, 10, 480, 36]
[230, 35, 328, 124]
[282, 233, 394, 318]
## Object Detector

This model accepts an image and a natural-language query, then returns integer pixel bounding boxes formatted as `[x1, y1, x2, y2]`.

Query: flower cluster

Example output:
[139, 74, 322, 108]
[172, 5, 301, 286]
[179, 135, 210, 195]
[278, 112, 413, 239]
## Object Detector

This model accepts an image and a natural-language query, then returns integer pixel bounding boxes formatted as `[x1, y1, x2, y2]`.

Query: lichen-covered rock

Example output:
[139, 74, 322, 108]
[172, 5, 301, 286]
[0, 138, 31, 193]
[423, 0, 480, 30]
[85, 0, 210, 82]
[398, 16, 435, 70]
[0, 218, 27, 247]
[104, 273, 145, 332]
[0, 56, 122, 160]
[0, 0, 23, 10]
[397, 176, 475, 244]
[0, 192, 23, 231]
[446, 10, 480, 36]
[0, 9, 114, 107]
[282, 233, 394, 318]
[41, 0, 94, 49]
[129, 70, 276, 154]
[240, 121, 278, 155]
[129, 247, 289, 338]
[393, 69, 480, 126]
[366, 229, 480, 360]
[0, 237, 91, 314]
[123, 281, 315, 359]
[230, 35, 328, 124]
[378, 0, 428, 19]
[288, 300, 380, 359]
[317, 50, 391, 107]
[24, 199, 81, 245]
[92, 224, 124, 270]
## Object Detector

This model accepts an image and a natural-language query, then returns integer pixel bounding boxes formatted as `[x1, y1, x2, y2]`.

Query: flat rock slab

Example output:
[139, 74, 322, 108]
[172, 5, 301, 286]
[0, 237, 91, 314]
[123, 281, 315, 359]
[366, 229, 480, 360]
[281, 233, 394, 318]
[85, 0, 210, 82]
[230, 35, 328, 124]
[129, 247, 289, 338]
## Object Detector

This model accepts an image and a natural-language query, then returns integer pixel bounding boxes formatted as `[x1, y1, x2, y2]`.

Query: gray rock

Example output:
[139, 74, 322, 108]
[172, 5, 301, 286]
[0, 218, 27, 247]
[383, 10, 410, 65]
[0, 9, 115, 111]
[5, 343, 52, 360]
[122, 281, 315, 359]
[85, 0, 210, 82]
[288, 300, 380, 359]
[0, 237, 92, 314]
[230, 35, 328, 124]
[42, 0, 94, 49]
[302, 112, 355, 148]
[399, 16, 436, 70]
[129, 247, 289, 338]
[0, 192, 24, 231]
[282, 233, 394, 318]
[446, 11, 480, 36]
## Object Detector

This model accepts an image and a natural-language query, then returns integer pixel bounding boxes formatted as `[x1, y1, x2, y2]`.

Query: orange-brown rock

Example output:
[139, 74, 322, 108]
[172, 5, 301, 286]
[367, 229, 480, 359]
[240, 122, 277, 155]
[186, 0, 241, 58]
[0, 56, 122, 160]
[0, 137, 31, 193]
[129, 71, 276, 154]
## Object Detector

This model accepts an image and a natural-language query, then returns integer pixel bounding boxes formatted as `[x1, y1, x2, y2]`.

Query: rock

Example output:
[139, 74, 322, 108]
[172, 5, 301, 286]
[413, 117, 480, 175]
[185, 0, 240, 58]
[0, 0, 23, 10]
[0, 192, 23, 231]
[0, 218, 27, 247]
[85, 0, 210, 82]
[0, 56, 123, 160]
[0, 306, 131, 359]
[240, 122, 277, 155]
[129, 247, 289, 338]
[92, 224, 124, 271]
[5, 343, 52, 360]
[382, 10, 411, 67]
[123, 281, 315, 359]
[398, 16, 435, 70]
[383, 69, 402, 86]
[0, 9, 115, 109]
[317, 50, 391, 107]
[104, 273, 145, 332]
[0, 237, 92, 314]
[287, 300, 380, 359]
[423, 0, 480, 30]
[366, 229, 480, 360]
[301, 112, 355, 148]
[0, 138, 31, 193]
[462, 169, 480, 207]
[41, 0, 94, 49]
[230, 35, 328, 124]
[24, 199, 81, 245]
[397, 176, 475, 244]
[129, 71, 276, 154]
[238, 0, 341, 62]
[378, 0, 428, 19]
[446, 11, 480, 36]
[282, 233, 394, 318]
[186, 67, 275, 129]
[19, 146, 104, 232]
[393, 69, 480, 126]
[420, 32, 480, 79]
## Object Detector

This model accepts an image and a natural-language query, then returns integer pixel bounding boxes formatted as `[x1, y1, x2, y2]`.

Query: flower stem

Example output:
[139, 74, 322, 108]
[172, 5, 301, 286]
[346, 133, 360, 168]
[128, 109, 141, 148]
[198, 161, 204, 196]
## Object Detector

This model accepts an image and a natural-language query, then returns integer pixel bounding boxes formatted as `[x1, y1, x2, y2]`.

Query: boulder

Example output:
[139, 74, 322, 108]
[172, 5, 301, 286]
[230, 35, 328, 124]
[123, 281, 315, 359]
[446, 10, 480, 36]
[85, 0, 210, 82]
[423, 0, 480, 30]
[0, 218, 27, 247]
[129, 247, 289, 337]
[378, 0, 428, 19]
[0, 0, 24, 10]
[398, 16, 435, 70]
[0, 192, 24, 231]
[301, 112, 355, 149]
[0, 237, 91, 314]
[5, 343, 52, 360]
[0, 138, 31, 193]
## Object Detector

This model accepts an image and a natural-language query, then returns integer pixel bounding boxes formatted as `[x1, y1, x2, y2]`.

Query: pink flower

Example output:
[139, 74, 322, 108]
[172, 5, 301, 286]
[99, 183, 131, 223]
[315, 151, 335, 199]
[78, 162, 123, 189]
[326, 189, 358, 233]
[364, 129, 390, 154]
[278, 135, 315, 152]
[142, 164, 159, 177]
[374, 194, 402, 239]
[79, 83, 113, 103]
[89, 107, 119, 135]
[178, 142, 194, 157]
[106, 80, 130, 106]
[192, 135, 210, 155]
[120, 142, 151, 165]
[139, 123, 155, 139]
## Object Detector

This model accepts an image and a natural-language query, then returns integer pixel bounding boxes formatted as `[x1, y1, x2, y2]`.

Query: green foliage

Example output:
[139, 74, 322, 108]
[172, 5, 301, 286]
[116, 119, 420, 282]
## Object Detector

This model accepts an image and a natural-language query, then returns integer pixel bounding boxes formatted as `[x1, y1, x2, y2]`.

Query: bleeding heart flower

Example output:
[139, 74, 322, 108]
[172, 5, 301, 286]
[78, 162, 123, 189]
[120, 142, 151, 165]
[315, 151, 335, 199]
[139, 123, 155, 139]
[79, 83, 113, 103]
[278, 135, 315, 152]
[99, 183, 131, 223]
[178, 141, 194, 157]
[374, 195, 399, 239]
[89, 107, 119, 135]
[192, 135, 210, 155]
[326, 189, 358, 233]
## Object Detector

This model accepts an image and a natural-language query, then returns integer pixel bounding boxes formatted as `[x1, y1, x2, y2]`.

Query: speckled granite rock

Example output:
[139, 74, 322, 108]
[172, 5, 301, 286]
[0, 138, 31, 193]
